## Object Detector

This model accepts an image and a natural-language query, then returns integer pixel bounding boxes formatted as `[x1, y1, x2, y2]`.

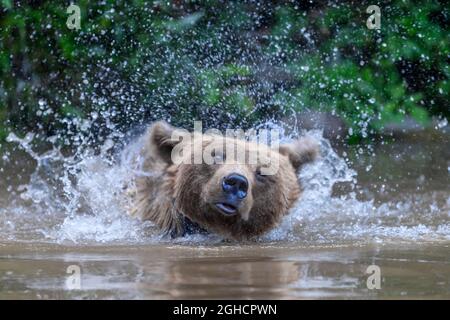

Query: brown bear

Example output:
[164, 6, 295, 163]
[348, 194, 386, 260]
[129, 121, 319, 240]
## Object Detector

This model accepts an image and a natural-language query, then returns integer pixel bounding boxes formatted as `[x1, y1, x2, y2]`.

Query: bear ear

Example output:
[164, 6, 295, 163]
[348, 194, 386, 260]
[278, 136, 320, 172]
[147, 121, 182, 164]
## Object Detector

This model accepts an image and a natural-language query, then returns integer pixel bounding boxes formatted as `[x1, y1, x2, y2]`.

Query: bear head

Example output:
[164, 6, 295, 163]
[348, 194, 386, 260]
[139, 121, 319, 240]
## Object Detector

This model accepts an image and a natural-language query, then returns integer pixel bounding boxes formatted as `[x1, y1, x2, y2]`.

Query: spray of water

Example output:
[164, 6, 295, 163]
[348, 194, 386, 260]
[1, 125, 448, 246]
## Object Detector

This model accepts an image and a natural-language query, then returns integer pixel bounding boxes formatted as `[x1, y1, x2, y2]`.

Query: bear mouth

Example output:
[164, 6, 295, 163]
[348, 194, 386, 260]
[215, 202, 238, 216]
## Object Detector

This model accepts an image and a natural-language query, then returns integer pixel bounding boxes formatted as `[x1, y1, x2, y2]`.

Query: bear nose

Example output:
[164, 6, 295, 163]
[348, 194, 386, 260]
[222, 173, 248, 199]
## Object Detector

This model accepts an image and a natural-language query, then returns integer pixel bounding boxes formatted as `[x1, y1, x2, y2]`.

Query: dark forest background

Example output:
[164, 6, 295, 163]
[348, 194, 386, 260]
[0, 0, 448, 146]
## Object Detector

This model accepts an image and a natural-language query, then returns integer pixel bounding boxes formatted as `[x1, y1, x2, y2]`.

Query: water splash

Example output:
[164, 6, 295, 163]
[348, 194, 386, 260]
[265, 131, 450, 244]
[1, 127, 449, 245]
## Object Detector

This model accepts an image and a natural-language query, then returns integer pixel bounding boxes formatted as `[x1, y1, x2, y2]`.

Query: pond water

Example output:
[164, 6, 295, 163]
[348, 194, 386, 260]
[0, 128, 449, 299]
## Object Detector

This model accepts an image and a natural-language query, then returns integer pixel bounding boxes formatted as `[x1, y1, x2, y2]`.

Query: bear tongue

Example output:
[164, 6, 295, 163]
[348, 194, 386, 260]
[215, 203, 249, 221]
[215, 202, 237, 216]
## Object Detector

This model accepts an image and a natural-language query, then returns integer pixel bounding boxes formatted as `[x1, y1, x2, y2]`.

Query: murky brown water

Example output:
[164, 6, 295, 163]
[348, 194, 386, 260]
[0, 129, 449, 299]
[0, 242, 449, 299]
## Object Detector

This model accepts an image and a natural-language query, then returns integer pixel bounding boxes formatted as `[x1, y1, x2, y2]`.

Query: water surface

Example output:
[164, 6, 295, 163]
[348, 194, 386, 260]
[0, 129, 449, 299]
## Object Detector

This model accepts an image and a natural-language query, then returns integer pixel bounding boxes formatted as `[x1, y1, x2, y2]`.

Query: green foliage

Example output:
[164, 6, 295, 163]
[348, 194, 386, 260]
[0, 103, 6, 141]
[0, 0, 448, 143]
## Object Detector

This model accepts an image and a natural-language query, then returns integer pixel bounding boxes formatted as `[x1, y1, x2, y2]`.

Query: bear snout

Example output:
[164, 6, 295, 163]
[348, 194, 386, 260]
[222, 173, 248, 199]
[213, 173, 249, 217]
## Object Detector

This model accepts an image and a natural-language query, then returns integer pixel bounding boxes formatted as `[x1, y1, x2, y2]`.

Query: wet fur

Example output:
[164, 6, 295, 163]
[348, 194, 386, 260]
[130, 121, 319, 240]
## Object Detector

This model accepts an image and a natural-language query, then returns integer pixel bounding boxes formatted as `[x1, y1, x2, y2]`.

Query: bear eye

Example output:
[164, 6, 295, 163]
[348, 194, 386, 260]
[255, 167, 266, 181]
[211, 150, 225, 164]
[256, 166, 275, 183]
